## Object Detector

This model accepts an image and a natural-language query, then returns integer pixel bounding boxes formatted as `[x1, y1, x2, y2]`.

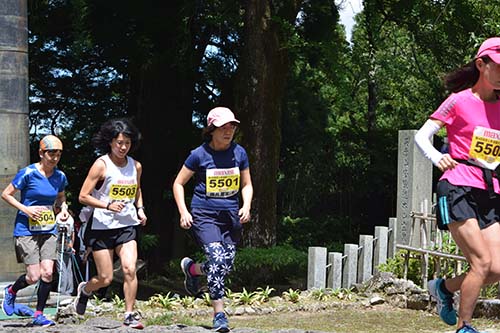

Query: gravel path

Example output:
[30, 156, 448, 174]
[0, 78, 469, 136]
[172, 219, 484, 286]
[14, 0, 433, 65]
[0, 317, 331, 333]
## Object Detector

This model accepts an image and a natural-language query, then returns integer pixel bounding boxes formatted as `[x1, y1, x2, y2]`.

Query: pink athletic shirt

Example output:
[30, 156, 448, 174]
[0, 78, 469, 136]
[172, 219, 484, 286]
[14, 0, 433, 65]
[431, 88, 500, 193]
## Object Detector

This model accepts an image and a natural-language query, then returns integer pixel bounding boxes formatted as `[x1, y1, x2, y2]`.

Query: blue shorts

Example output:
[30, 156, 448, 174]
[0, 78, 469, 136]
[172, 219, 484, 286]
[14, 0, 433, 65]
[436, 180, 500, 230]
[190, 208, 242, 245]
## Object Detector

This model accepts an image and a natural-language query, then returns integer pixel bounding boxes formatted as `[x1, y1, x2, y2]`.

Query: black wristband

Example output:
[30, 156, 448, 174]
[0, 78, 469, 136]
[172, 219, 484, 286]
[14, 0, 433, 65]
[106, 202, 111, 210]
[136, 206, 145, 211]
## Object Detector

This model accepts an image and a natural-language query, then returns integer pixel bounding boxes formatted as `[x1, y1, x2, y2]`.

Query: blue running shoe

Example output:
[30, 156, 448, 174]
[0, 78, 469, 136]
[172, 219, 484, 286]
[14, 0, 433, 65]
[428, 278, 457, 325]
[456, 321, 485, 333]
[13, 304, 34, 317]
[32, 314, 55, 327]
[180, 257, 200, 296]
[213, 312, 229, 333]
[2, 285, 16, 316]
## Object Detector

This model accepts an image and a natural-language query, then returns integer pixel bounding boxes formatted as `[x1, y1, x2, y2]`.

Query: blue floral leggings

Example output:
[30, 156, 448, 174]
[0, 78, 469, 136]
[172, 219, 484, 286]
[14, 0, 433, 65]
[201, 242, 236, 300]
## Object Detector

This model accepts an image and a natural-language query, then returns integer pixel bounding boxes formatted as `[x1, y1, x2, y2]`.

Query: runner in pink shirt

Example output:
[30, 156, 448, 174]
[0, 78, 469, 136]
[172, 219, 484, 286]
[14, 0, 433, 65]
[415, 37, 500, 333]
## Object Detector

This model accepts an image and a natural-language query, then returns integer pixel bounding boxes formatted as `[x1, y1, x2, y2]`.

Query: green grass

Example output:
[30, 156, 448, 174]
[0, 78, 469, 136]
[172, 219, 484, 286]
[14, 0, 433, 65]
[156, 304, 500, 333]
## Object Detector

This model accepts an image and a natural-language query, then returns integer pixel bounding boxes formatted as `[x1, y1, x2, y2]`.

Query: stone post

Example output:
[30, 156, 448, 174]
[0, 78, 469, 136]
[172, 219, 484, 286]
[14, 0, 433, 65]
[357, 235, 373, 283]
[396, 130, 433, 248]
[0, 0, 29, 280]
[307, 247, 326, 289]
[342, 244, 358, 289]
[373, 226, 388, 274]
[327, 252, 342, 290]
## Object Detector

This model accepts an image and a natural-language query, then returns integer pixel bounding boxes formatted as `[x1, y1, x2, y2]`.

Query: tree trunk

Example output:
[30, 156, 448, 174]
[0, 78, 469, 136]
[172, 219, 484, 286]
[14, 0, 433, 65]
[234, 0, 300, 247]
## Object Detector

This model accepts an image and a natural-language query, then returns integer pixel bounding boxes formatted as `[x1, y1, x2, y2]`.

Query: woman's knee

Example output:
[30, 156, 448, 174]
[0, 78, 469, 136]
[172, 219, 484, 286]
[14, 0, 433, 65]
[470, 256, 492, 277]
[97, 273, 114, 286]
[40, 271, 53, 282]
[121, 264, 136, 279]
[26, 273, 41, 284]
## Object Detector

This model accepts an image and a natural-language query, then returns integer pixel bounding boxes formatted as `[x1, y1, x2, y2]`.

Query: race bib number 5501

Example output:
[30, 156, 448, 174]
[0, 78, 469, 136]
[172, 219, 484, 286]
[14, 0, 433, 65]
[206, 167, 240, 198]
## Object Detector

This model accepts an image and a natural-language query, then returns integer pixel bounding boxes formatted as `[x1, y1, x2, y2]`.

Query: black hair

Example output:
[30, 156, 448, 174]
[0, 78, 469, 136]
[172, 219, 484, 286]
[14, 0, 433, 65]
[444, 56, 492, 93]
[202, 124, 216, 142]
[92, 118, 142, 154]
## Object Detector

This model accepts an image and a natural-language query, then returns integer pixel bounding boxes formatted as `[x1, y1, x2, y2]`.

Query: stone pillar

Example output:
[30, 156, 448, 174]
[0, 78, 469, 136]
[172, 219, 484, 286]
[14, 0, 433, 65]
[0, 0, 29, 280]
[396, 130, 433, 247]
[373, 226, 388, 274]
[327, 252, 342, 290]
[357, 235, 373, 283]
[342, 244, 357, 289]
[307, 247, 326, 289]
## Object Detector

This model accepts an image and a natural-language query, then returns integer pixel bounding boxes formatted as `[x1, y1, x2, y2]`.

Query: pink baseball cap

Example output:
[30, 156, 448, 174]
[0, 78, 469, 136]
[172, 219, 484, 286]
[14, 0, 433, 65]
[476, 37, 500, 64]
[207, 107, 240, 127]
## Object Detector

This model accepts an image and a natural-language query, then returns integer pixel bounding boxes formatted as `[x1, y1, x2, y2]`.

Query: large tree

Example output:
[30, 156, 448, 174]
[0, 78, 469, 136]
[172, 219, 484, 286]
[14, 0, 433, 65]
[234, 0, 302, 246]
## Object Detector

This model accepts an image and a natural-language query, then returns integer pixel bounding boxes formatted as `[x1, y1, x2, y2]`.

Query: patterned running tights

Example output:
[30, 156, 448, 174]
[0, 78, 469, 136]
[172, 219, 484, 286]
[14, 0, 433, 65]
[201, 242, 236, 300]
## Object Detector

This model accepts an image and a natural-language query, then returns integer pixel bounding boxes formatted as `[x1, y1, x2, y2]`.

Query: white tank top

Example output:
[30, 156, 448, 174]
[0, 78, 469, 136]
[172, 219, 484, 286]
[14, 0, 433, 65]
[91, 154, 139, 230]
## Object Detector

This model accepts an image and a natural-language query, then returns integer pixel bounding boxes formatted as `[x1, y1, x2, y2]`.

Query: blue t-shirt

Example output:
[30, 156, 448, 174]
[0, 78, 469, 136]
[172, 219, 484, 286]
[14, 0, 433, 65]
[11, 164, 68, 236]
[184, 142, 250, 210]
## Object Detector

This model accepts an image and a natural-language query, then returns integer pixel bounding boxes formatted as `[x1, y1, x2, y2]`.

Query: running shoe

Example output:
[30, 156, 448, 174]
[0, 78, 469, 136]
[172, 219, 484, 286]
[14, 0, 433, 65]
[123, 312, 144, 329]
[2, 285, 16, 316]
[32, 314, 55, 327]
[213, 312, 229, 333]
[13, 303, 34, 317]
[180, 257, 200, 296]
[428, 278, 457, 325]
[74, 282, 90, 315]
[456, 321, 485, 333]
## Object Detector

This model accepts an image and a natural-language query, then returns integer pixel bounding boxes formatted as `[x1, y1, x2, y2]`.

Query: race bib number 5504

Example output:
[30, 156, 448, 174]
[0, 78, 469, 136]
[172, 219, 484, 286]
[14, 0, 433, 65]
[206, 167, 240, 198]
[29, 206, 55, 231]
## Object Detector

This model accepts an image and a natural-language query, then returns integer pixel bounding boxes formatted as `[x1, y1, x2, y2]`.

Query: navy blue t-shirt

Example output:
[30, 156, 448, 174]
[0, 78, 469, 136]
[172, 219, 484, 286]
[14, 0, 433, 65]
[184, 142, 250, 210]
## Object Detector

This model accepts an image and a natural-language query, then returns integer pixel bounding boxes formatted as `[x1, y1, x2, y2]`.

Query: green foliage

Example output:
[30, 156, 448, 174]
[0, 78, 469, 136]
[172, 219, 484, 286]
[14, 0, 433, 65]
[92, 295, 104, 306]
[111, 294, 125, 309]
[377, 246, 466, 286]
[201, 292, 212, 307]
[147, 292, 179, 310]
[139, 234, 160, 252]
[254, 286, 276, 303]
[310, 288, 329, 301]
[481, 283, 500, 299]
[377, 250, 424, 284]
[26, 0, 500, 272]
[282, 288, 301, 303]
[145, 313, 174, 326]
[227, 286, 276, 305]
[278, 215, 352, 251]
[179, 296, 196, 309]
[229, 287, 257, 305]
[229, 245, 307, 290]
[307, 287, 354, 302]
[330, 287, 354, 301]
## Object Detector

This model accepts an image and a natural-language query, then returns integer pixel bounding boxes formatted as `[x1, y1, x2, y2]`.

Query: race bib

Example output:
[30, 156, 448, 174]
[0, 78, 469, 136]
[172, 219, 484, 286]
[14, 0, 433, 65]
[469, 126, 500, 170]
[29, 206, 55, 231]
[109, 184, 137, 201]
[206, 167, 240, 198]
